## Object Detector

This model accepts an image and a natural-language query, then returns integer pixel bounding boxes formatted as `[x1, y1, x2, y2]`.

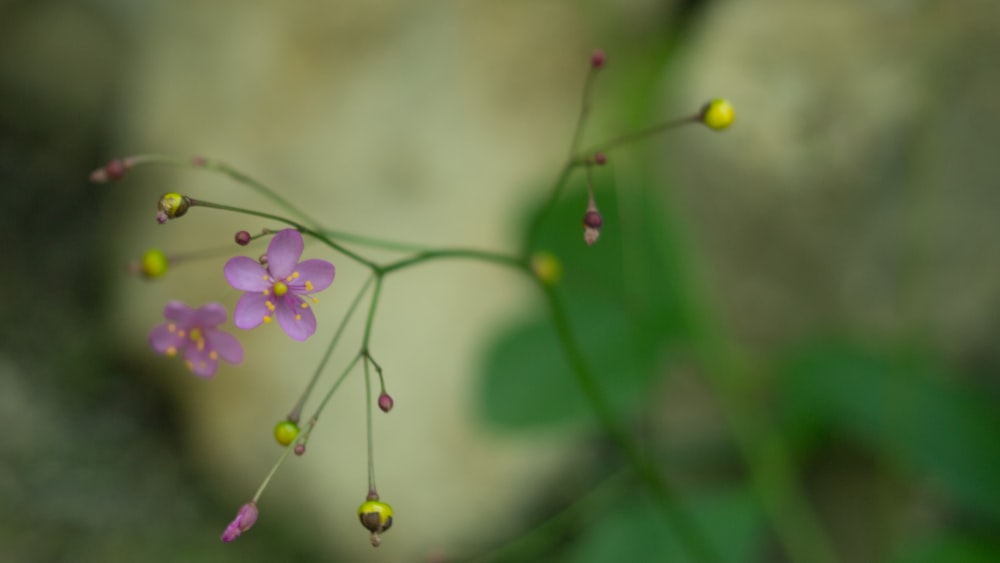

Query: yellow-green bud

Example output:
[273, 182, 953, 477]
[140, 249, 169, 279]
[273, 420, 300, 446]
[157, 192, 192, 223]
[358, 499, 393, 547]
[700, 98, 735, 131]
[530, 251, 563, 286]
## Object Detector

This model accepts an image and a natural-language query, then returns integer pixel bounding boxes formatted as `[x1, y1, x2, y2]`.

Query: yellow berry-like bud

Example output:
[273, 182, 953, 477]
[140, 249, 169, 279]
[700, 98, 735, 131]
[273, 420, 300, 446]
[530, 251, 563, 286]
[157, 192, 192, 221]
[358, 499, 393, 547]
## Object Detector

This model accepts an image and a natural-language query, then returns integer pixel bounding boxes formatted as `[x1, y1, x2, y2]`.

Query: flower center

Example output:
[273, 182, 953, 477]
[273, 281, 288, 297]
[189, 328, 202, 342]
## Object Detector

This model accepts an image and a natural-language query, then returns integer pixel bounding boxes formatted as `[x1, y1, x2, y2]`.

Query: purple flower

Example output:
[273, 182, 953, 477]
[149, 301, 244, 377]
[221, 502, 259, 543]
[224, 229, 335, 341]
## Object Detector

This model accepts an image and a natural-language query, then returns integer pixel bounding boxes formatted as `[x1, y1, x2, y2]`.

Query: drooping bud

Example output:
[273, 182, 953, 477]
[378, 392, 394, 413]
[273, 420, 300, 446]
[358, 499, 394, 547]
[220, 502, 258, 543]
[138, 249, 169, 279]
[157, 193, 192, 222]
[583, 209, 603, 246]
[590, 49, 606, 69]
[235, 230, 252, 246]
[700, 98, 735, 131]
[89, 159, 130, 183]
[530, 251, 563, 286]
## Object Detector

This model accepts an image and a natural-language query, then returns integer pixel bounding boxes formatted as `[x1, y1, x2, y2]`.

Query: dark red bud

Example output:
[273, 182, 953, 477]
[583, 210, 603, 229]
[235, 230, 251, 246]
[590, 49, 606, 69]
[594, 152, 607, 165]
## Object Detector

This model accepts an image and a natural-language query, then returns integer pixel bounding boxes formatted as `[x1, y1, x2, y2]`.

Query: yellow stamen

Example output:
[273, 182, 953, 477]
[263, 316, 272, 324]
[167, 323, 176, 333]
[166, 346, 177, 357]
[312, 297, 318, 304]
[300, 302, 307, 309]
[263, 289, 270, 296]
[295, 314, 301, 321]
[177, 329, 186, 338]
[266, 301, 276, 312]
[305, 280, 314, 291]
[209, 351, 218, 360]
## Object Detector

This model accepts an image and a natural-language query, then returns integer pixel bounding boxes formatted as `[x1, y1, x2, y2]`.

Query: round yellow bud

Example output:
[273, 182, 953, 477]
[273, 420, 300, 446]
[358, 499, 394, 546]
[157, 192, 191, 219]
[530, 251, 563, 286]
[140, 249, 169, 279]
[700, 98, 735, 131]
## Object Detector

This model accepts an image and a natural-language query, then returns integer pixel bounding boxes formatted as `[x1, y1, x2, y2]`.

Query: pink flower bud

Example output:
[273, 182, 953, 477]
[89, 159, 129, 183]
[235, 230, 251, 246]
[378, 392, 394, 413]
[593, 152, 607, 165]
[294, 443, 306, 456]
[590, 49, 606, 69]
[221, 502, 258, 543]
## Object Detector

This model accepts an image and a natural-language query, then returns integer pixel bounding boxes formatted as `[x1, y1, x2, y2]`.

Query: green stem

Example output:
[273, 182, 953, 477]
[189, 199, 378, 269]
[319, 228, 439, 253]
[288, 275, 375, 421]
[251, 440, 297, 503]
[537, 281, 722, 563]
[380, 248, 525, 275]
[127, 154, 320, 227]
[361, 276, 384, 350]
[364, 356, 377, 493]
[523, 162, 576, 255]
[577, 114, 700, 159]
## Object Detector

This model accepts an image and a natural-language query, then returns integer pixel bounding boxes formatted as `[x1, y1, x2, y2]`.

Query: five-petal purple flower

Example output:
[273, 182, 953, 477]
[224, 229, 335, 341]
[149, 301, 245, 377]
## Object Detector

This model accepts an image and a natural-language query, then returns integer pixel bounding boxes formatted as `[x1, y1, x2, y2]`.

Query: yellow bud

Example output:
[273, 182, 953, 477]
[358, 499, 393, 547]
[530, 251, 563, 286]
[273, 420, 300, 446]
[700, 98, 735, 131]
[157, 192, 191, 220]
[140, 249, 169, 279]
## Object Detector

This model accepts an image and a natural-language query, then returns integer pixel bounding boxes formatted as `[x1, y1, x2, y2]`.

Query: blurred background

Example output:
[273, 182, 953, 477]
[2, 0, 999, 561]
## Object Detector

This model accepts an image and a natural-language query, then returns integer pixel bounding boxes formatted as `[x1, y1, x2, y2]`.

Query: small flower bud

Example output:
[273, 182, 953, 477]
[378, 392, 394, 413]
[358, 499, 394, 547]
[221, 502, 258, 543]
[258, 254, 268, 266]
[235, 230, 252, 246]
[530, 251, 563, 286]
[583, 210, 603, 246]
[593, 152, 607, 165]
[590, 49, 606, 69]
[157, 193, 191, 221]
[294, 443, 306, 456]
[273, 420, 300, 446]
[191, 156, 207, 167]
[700, 98, 735, 131]
[139, 249, 169, 279]
[89, 159, 130, 183]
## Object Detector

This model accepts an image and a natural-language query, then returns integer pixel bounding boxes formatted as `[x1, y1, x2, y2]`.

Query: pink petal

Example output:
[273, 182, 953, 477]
[162, 301, 197, 325]
[267, 229, 303, 280]
[275, 295, 316, 341]
[225, 257, 271, 292]
[149, 323, 185, 354]
[233, 292, 270, 329]
[205, 329, 244, 364]
[194, 302, 228, 327]
[289, 259, 335, 294]
[185, 345, 219, 377]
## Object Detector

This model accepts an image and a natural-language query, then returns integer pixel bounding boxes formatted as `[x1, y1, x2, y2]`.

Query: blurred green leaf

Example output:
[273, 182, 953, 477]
[478, 177, 689, 428]
[890, 537, 1000, 563]
[569, 489, 763, 563]
[778, 342, 1000, 519]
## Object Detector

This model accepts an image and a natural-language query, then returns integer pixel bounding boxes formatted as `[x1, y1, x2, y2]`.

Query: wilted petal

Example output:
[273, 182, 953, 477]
[233, 292, 270, 329]
[290, 259, 335, 294]
[162, 301, 197, 325]
[267, 229, 303, 279]
[205, 329, 244, 364]
[149, 323, 184, 355]
[224, 257, 271, 291]
[195, 302, 228, 327]
[275, 295, 316, 341]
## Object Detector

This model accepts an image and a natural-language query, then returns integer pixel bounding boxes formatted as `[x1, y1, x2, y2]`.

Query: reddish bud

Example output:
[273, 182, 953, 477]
[294, 443, 306, 456]
[235, 230, 251, 246]
[89, 159, 129, 183]
[583, 210, 603, 229]
[378, 392, 394, 413]
[593, 152, 607, 165]
[258, 254, 268, 265]
[191, 156, 207, 167]
[590, 49, 606, 69]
